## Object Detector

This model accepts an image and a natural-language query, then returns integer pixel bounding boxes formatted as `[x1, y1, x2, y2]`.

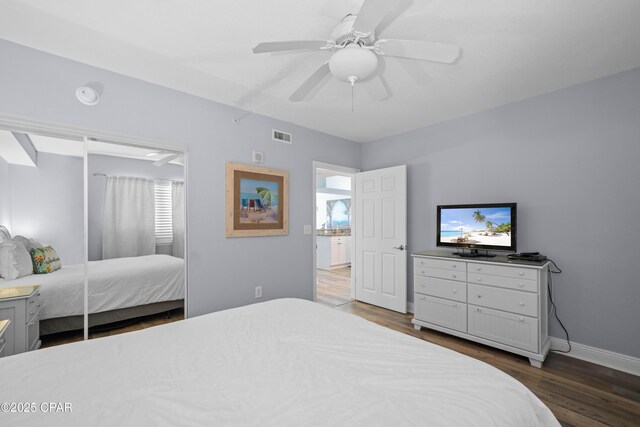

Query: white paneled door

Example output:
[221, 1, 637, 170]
[355, 165, 407, 313]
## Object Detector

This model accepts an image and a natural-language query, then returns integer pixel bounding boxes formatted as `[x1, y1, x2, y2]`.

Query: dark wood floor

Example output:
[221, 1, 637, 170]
[316, 267, 352, 307]
[335, 300, 640, 427]
[41, 308, 184, 348]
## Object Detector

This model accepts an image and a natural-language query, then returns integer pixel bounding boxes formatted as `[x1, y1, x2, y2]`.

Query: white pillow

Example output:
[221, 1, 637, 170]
[0, 226, 10, 242]
[0, 238, 34, 280]
[13, 235, 44, 253]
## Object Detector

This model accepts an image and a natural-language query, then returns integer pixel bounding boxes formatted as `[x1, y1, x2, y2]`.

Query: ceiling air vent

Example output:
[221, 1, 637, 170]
[272, 129, 292, 144]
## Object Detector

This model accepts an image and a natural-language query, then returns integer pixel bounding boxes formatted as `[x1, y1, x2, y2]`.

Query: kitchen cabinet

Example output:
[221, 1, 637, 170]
[317, 236, 352, 270]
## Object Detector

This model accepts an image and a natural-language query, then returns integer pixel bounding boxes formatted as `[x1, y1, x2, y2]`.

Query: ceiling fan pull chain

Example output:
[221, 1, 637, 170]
[348, 75, 358, 112]
[351, 83, 354, 112]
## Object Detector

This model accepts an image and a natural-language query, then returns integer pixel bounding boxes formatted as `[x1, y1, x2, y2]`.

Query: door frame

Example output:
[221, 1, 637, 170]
[0, 113, 190, 336]
[312, 161, 360, 303]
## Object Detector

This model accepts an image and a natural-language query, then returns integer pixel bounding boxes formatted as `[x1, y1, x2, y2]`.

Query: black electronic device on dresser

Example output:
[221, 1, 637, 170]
[507, 252, 548, 263]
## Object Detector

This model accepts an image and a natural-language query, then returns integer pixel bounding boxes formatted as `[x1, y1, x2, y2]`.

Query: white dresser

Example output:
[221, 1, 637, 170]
[412, 251, 551, 367]
[0, 285, 42, 357]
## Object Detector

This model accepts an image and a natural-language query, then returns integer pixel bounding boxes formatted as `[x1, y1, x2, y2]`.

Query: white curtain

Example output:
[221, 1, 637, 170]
[172, 181, 185, 259]
[102, 176, 155, 259]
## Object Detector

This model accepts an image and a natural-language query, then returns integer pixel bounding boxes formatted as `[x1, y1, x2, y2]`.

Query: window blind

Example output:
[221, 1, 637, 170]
[155, 182, 173, 245]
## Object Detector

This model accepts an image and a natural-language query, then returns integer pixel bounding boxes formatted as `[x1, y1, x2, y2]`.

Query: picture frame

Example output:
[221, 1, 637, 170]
[225, 162, 289, 237]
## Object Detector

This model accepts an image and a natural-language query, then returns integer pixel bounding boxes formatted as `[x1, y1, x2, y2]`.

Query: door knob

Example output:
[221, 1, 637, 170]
[393, 245, 405, 251]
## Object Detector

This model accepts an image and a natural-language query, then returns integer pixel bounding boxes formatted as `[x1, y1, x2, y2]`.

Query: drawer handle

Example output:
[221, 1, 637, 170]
[476, 294, 482, 298]
[452, 304, 458, 308]
[477, 278, 483, 282]
[30, 311, 35, 317]
[519, 302, 525, 306]
[519, 317, 525, 322]
[421, 296, 426, 301]
[37, 292, 41, 297]
[30, 300, 35, 305]
[421, 270, 426, 275]
[518, 272, 525, 277]
[451, 264, 457, 268]
[476, 267, 482, 271]
[452, 274, 457, 279]
[519, 283, 525, 288]
[476, 308, 482, 312]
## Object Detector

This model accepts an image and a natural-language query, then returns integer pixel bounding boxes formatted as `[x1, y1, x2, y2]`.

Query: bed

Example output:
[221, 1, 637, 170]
[0, 298, 558, 426]
[0, 254, 184, 334]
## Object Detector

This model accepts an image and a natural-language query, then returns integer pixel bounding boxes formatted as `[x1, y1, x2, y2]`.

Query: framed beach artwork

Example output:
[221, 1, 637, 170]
[225, 162, 289, 237]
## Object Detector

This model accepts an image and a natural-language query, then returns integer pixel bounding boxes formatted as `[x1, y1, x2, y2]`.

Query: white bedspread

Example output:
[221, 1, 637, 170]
[0, 299, 558, 426]
[0, 254, 184, 320]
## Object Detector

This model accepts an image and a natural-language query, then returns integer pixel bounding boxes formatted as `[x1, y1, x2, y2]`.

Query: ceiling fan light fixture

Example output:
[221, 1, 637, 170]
[329, 44, 378, 83]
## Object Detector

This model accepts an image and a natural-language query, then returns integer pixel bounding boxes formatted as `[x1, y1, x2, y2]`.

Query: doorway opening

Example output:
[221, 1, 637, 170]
[312, 162, 358, 308]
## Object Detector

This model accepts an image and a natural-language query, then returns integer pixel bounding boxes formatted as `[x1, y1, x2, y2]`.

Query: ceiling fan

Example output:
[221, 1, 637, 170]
[252, 0, 461, 103]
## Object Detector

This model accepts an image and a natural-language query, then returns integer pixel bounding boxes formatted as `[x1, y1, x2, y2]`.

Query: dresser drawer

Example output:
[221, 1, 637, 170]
[468, 305, 538, 353]
[468, 263, 537, 281]
[0, 332, 6, 358]
[27, 311, 40, 352]
[468, 272, 538, 293]
[414, 276, 466, 303]
[415, 267, 466, 282]
[468, 283, 538, 317]
[25, 290, 42, 321]
[415, 294, 467, 333]
[414, 257, 465, 272]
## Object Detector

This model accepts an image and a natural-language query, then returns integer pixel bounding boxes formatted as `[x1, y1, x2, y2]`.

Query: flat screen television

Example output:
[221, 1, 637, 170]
[437, 203, 517, 256]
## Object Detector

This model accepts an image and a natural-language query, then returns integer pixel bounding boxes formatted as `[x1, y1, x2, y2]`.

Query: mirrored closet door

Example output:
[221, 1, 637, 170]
[86, 140, 185, 341]
[0, 124, 187, 355]
[0, 129, 86, 353]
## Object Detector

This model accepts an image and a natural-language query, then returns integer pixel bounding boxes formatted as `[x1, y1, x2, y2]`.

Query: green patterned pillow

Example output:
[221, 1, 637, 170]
[30, 246, 62, 274]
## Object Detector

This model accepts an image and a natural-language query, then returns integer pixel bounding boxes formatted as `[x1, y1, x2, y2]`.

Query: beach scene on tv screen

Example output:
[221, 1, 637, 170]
[440, 207, 512, 247]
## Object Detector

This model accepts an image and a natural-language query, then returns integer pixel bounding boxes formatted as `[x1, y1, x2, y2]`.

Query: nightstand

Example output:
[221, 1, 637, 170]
[0, 319, 10, 358]
[0, 285, 41, 357]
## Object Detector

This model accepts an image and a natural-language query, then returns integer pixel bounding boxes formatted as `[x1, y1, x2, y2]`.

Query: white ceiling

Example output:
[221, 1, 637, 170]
[28, 134, 183, 164]
[0, 130, 182, 166]
[0, 130, 36, 166]
[1, 0, 639, 142]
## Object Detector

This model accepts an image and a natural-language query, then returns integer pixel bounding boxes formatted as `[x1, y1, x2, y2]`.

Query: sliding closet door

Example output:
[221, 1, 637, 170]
[86, 140, 186, 340]
[0, 129, 87, 352]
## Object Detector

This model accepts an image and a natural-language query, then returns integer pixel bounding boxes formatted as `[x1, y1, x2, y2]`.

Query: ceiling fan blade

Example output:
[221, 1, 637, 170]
[375, 39, 461, 64]
[364, 75, 390, 101]
[252, 40, 331, 54]
[353, 0, 402, 36]
[289, 62, 331, 102]
[153, 153, 179, 167]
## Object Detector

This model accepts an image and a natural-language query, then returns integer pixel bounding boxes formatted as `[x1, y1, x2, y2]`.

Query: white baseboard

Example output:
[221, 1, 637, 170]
[549, 337, 640, 376]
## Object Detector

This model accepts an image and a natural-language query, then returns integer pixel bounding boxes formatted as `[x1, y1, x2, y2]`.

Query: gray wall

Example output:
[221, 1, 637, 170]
[8, 152, 84, 264]
[362, 67, 640, 358]
[0, 156, 11, 229]
[87, 154, 183, 261]
[0, 39, 362, 316]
